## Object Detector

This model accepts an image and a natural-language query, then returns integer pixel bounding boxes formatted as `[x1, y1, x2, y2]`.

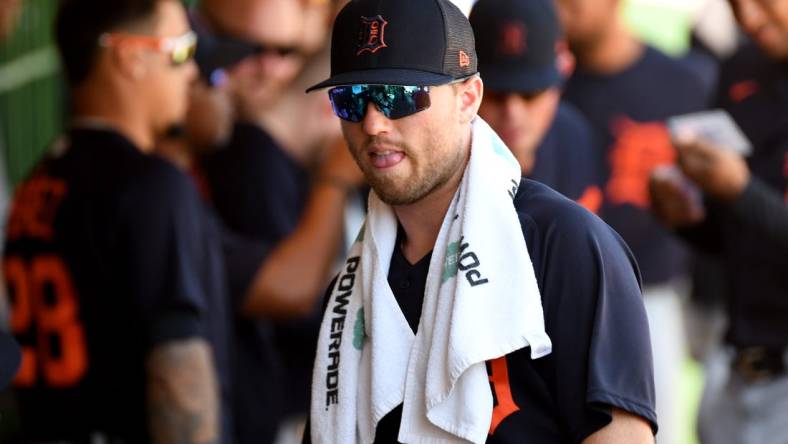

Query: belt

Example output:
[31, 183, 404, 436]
[732, 346, 787, 383]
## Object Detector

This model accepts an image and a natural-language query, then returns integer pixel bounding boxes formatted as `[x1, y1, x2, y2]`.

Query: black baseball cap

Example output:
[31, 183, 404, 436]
[0, 330, 21, 390]
[306, 0, 478, 92]
[470, 0, 561, 93]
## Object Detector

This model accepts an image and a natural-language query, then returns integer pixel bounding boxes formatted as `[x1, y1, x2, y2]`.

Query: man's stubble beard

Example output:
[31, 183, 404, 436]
[351, 132, 467, 207]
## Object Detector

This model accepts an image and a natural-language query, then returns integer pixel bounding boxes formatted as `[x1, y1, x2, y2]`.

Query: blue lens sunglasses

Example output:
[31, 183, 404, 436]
[328, 84, 431, 122]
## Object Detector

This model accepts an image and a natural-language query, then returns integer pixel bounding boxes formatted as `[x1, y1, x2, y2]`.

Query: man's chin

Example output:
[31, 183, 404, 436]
[371, 181, 428, 207]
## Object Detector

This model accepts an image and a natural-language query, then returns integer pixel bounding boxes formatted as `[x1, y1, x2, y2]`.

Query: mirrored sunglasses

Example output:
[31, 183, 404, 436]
[327, 84, 431, 122]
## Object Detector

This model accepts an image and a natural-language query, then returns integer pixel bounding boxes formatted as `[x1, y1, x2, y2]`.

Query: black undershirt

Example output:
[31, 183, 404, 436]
[386, 228, 432, 334]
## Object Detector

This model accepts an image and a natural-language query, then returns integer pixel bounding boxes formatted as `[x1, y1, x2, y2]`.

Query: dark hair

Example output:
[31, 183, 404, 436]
[55, 0, 162, 86]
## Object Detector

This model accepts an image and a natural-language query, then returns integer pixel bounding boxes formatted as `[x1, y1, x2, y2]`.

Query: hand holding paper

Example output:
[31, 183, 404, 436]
[670, 128, 751, 202]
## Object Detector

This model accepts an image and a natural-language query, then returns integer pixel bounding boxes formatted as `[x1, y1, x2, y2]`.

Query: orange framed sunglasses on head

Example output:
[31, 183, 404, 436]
[98, 30, 198, 67]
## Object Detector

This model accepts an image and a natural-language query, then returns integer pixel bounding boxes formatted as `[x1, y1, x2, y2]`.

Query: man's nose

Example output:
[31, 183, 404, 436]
[361, 102, 392, 136]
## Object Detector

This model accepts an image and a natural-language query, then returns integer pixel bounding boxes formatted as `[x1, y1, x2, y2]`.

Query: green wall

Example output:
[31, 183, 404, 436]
[0, 0, 63, 186]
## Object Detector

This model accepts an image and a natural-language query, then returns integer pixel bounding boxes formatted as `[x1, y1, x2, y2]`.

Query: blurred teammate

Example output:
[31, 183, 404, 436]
[194, 1, 366, 439]
[196, 0, 307, 122]
[3, 0, 234, 442]
[472, 0, 603, 213]
[651, 0, 788, 442]
[555, 0, 707, 441]
[157, 47, 363, 444]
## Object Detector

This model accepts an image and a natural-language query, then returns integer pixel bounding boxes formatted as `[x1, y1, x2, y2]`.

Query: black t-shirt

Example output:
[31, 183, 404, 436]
[529, 101, 604, 214]
[714, 42, 788, 151]
[202, 122, 317, 440]
[683, 43, 788, 347]
[306, 179, 656, 443]
[563, 46, 707, 285]
[203, 123, 310, 240]
[218, 214, 284, 444]
[4, 128, 233, 443]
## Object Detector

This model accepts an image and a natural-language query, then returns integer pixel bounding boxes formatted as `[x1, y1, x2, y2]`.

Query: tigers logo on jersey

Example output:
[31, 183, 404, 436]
[356, 15, 388, 56]
[606, 117, 676, 209]
[729, 80, 759, 103]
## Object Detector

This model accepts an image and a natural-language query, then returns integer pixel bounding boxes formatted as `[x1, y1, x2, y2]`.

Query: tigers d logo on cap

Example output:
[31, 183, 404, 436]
[356, 15, 388, 56]
[306, 0, 477, 92]
[498, 22, 527, 57]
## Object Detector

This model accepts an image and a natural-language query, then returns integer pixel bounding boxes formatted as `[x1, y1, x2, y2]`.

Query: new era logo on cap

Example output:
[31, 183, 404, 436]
[307, 0, 477, 92]
[357, 15, 388, 56]
[459, 50, 471, 68]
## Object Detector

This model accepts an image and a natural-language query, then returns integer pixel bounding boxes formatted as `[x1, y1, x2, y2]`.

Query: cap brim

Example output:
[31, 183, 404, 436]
[0, 331, 20, 390]
[480, 63, 561, 94]
[195, 35, 259, 80]
[306, 68, 455, 92]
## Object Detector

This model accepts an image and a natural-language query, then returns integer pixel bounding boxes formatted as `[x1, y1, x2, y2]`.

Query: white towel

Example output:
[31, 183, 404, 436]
[311, 118, 552, 444]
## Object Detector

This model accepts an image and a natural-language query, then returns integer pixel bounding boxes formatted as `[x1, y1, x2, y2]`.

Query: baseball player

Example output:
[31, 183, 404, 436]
[3, 0, 233, 442]
[303, 0, 656, 442]
[651, 1, 788, 442]
[557, 0, 709, 440]
[471, 0, 604, 214]
[195, 1, 365, 440]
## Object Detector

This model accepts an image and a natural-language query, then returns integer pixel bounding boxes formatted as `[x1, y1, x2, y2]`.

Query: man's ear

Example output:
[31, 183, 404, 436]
[112, 43, 147, 81]
[457, 75, 483, 124]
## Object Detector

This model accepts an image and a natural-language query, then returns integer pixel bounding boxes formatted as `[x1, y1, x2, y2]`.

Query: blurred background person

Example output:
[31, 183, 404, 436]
[555, 0, 708, 442]
[160, 2, 365, 443]
[471, 0, 604, 214]
[251, 63, 365, 444]
[299, 0, 339, 57]
[2, 0, 234, 442]
[651, 0, 788, 442]
[195, 0, 307, 124]
[192, 2, 313, 441]
[683, 0, 741, 100]
[680, 0, 741, 365]
[157, 47, 364, 444]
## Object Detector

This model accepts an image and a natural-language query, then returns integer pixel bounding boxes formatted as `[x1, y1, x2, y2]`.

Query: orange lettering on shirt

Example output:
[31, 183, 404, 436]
[6, 176, 67, 242]
[14, 348, 37, 387]
[6, 255, 88, 388]
[605, 118, 676, 209]
[488, 357, 519, 435]
[577, 185, 603, 215]
[729, 80, 759, 103]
